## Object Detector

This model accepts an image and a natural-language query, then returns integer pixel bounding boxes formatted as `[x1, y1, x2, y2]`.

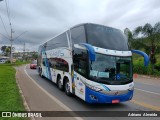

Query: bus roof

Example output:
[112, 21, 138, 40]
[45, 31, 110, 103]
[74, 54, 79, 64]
[39, 23, 122, 47]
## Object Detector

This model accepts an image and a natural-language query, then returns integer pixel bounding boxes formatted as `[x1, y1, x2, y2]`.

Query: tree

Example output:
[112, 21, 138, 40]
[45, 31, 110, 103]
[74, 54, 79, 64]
[124, 28, 133, 41]
[124, 28, 134, 49]
[1, 46, 7, 53]
[32, 53, 38, 59]
[133, 22, 160, 73]
[0, 46, 15, 56]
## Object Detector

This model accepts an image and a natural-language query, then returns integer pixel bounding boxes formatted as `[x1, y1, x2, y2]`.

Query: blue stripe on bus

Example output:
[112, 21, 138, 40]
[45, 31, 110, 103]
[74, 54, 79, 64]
[79, 43, 96, 61]
[42, 47, 52, 80]
[100, 84, 111, 91]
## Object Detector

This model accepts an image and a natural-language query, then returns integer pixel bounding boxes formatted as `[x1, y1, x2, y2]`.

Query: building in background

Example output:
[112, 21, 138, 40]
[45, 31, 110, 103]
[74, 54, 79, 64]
[13, 51, 38, 61]
[0, 56, 9, 64]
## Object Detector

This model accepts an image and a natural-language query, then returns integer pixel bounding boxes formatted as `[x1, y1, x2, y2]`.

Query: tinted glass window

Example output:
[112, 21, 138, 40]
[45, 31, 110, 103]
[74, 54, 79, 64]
[71, 25, 86, 46]
[49, 58, 69, 72]
[86, 24, 129, 51]
[46, 32, 68, 50]
[89, 54, 132, 85]
[73, 48, 88, 77]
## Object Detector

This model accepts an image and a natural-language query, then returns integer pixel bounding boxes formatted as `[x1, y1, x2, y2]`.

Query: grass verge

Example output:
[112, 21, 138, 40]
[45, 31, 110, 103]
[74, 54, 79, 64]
[0, 63, 28, 120]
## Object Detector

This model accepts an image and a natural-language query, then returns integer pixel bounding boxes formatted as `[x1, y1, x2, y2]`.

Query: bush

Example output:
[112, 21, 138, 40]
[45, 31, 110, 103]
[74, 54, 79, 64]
[133, 61, 152, 75]
[5, 60, 10, 63]
[155, 61, 160, 71]
[133, 57, 160, 76]
[153, 70, 160, 76]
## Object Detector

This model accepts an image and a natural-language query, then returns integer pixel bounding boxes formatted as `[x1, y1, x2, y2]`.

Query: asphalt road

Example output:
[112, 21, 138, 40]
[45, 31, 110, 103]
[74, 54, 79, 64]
[17, 65, 160, 120]
[134, 82, 160, 95]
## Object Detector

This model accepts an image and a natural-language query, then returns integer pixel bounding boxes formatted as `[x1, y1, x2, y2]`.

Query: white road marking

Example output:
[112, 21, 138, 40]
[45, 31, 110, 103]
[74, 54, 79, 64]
[131, 99, 160, 111]
[134, 81, 159, 87]
[24, 65, 83, 120]
[135, 88, 160, 96]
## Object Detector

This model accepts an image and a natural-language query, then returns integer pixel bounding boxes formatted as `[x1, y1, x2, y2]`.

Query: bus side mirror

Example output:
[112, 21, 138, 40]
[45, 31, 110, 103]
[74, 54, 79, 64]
[131, 50, 149, 66]
[74, 43, 96, 62]
[78, 43, 96, 62]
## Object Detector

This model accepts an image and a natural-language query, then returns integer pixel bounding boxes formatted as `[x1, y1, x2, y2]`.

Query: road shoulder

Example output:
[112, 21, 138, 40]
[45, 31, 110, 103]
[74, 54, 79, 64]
[16, 65, 78, 120]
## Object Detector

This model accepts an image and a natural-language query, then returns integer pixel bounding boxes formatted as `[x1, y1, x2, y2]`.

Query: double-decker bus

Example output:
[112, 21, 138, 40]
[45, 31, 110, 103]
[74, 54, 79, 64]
[37, 23, 149, 103]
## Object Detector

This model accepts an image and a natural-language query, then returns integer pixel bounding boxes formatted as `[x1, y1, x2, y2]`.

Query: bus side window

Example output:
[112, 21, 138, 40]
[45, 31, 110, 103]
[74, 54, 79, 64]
[73, 48, 88, 77]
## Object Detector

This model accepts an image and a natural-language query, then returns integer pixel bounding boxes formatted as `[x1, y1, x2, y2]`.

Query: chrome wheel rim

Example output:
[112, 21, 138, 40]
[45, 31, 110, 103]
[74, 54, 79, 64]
[58, 80, 62, 89]
[65, 81, 70, 93]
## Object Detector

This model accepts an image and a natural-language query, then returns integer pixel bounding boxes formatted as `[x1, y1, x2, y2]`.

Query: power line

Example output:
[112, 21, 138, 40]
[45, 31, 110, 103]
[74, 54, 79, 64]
[4, 0, 12, 30]
[7, 0, 10, 17]
[14, 31, 28, 40]
[0, 32, 9, 40]
[12, 31, 22, 43]
[5, 0, 11, 22]
[1, 0, 28, 63]
[4, 0, 14, 64]
[0, 13, 9, 37]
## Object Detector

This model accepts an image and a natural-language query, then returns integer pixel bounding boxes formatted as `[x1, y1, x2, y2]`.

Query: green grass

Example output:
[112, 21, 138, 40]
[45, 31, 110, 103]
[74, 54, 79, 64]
[0, 63, 28, 120]
[13, 61, 30, 66]
[5, 60, 30, 67]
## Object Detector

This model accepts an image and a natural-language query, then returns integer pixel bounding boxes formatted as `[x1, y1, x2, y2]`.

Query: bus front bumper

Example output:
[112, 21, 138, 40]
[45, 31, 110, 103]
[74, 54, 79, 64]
[85, 87, 133, 103]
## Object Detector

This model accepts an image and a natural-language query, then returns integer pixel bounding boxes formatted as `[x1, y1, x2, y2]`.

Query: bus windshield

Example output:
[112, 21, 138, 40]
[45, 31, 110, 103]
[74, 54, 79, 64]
[86, 24, 129, 51]
[89, 53, 132, 85]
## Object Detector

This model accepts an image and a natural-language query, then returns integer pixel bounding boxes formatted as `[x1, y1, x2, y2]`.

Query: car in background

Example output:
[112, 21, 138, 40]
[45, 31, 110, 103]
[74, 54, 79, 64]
[30, 60, 37, 69]
[0, 59, 6, 64]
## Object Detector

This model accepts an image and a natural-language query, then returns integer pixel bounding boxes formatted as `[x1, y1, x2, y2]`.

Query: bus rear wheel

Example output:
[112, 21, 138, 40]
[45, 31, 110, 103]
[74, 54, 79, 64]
[64, 79, 72, 96]
[39, 68, 43, 78]
[57, 76, 63, 91]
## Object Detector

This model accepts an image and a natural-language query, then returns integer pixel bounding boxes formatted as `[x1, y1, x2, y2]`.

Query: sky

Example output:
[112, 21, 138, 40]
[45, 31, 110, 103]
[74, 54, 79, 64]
[0, 0, 160, 52]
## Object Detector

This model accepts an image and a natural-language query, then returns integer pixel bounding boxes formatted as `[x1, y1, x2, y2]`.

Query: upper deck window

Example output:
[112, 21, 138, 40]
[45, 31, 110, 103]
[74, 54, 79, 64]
[71, 25, 86, 46]
[86, 24, 129, 51]
[46, 32, 68, 50]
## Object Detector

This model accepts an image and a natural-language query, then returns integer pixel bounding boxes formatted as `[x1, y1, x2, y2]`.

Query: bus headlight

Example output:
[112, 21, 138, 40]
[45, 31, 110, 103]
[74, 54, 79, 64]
[128, 83, 134, 91]
[128, 86, 134, 91]
[86, 84, 102, 92]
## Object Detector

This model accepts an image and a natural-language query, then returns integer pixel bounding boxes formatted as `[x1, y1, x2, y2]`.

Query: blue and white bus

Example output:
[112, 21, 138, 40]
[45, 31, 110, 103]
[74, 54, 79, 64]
[37, 23, 149, 103]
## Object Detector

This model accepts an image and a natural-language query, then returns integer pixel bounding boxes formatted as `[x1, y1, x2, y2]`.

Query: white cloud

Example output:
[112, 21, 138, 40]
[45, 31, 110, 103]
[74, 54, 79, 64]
[0, 0, 159, 51]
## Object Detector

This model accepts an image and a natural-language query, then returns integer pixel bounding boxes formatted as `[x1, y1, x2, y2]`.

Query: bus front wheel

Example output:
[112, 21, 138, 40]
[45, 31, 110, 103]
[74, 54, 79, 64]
[64, 79, 72, 96]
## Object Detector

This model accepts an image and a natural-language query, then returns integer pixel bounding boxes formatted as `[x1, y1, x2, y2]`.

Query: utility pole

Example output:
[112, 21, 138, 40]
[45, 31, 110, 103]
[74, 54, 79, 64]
[23, 42, 25, 61]
[10, 30, 27, 63]
[0, 0, 27, 64]
[10, 28, 13, 64]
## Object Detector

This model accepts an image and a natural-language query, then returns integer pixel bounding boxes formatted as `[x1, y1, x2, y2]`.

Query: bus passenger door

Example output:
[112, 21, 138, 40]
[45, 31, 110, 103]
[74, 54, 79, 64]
[73, 47, 88, 101]
[74, 72, 86, 101]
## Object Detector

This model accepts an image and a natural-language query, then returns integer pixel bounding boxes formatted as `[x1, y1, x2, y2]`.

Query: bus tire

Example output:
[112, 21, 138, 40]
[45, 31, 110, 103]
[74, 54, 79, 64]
[38, 67, 41, 76]
[57, 76, 63, 91]
[39, 68, 44, 78]
[64, 78, 72, 96]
